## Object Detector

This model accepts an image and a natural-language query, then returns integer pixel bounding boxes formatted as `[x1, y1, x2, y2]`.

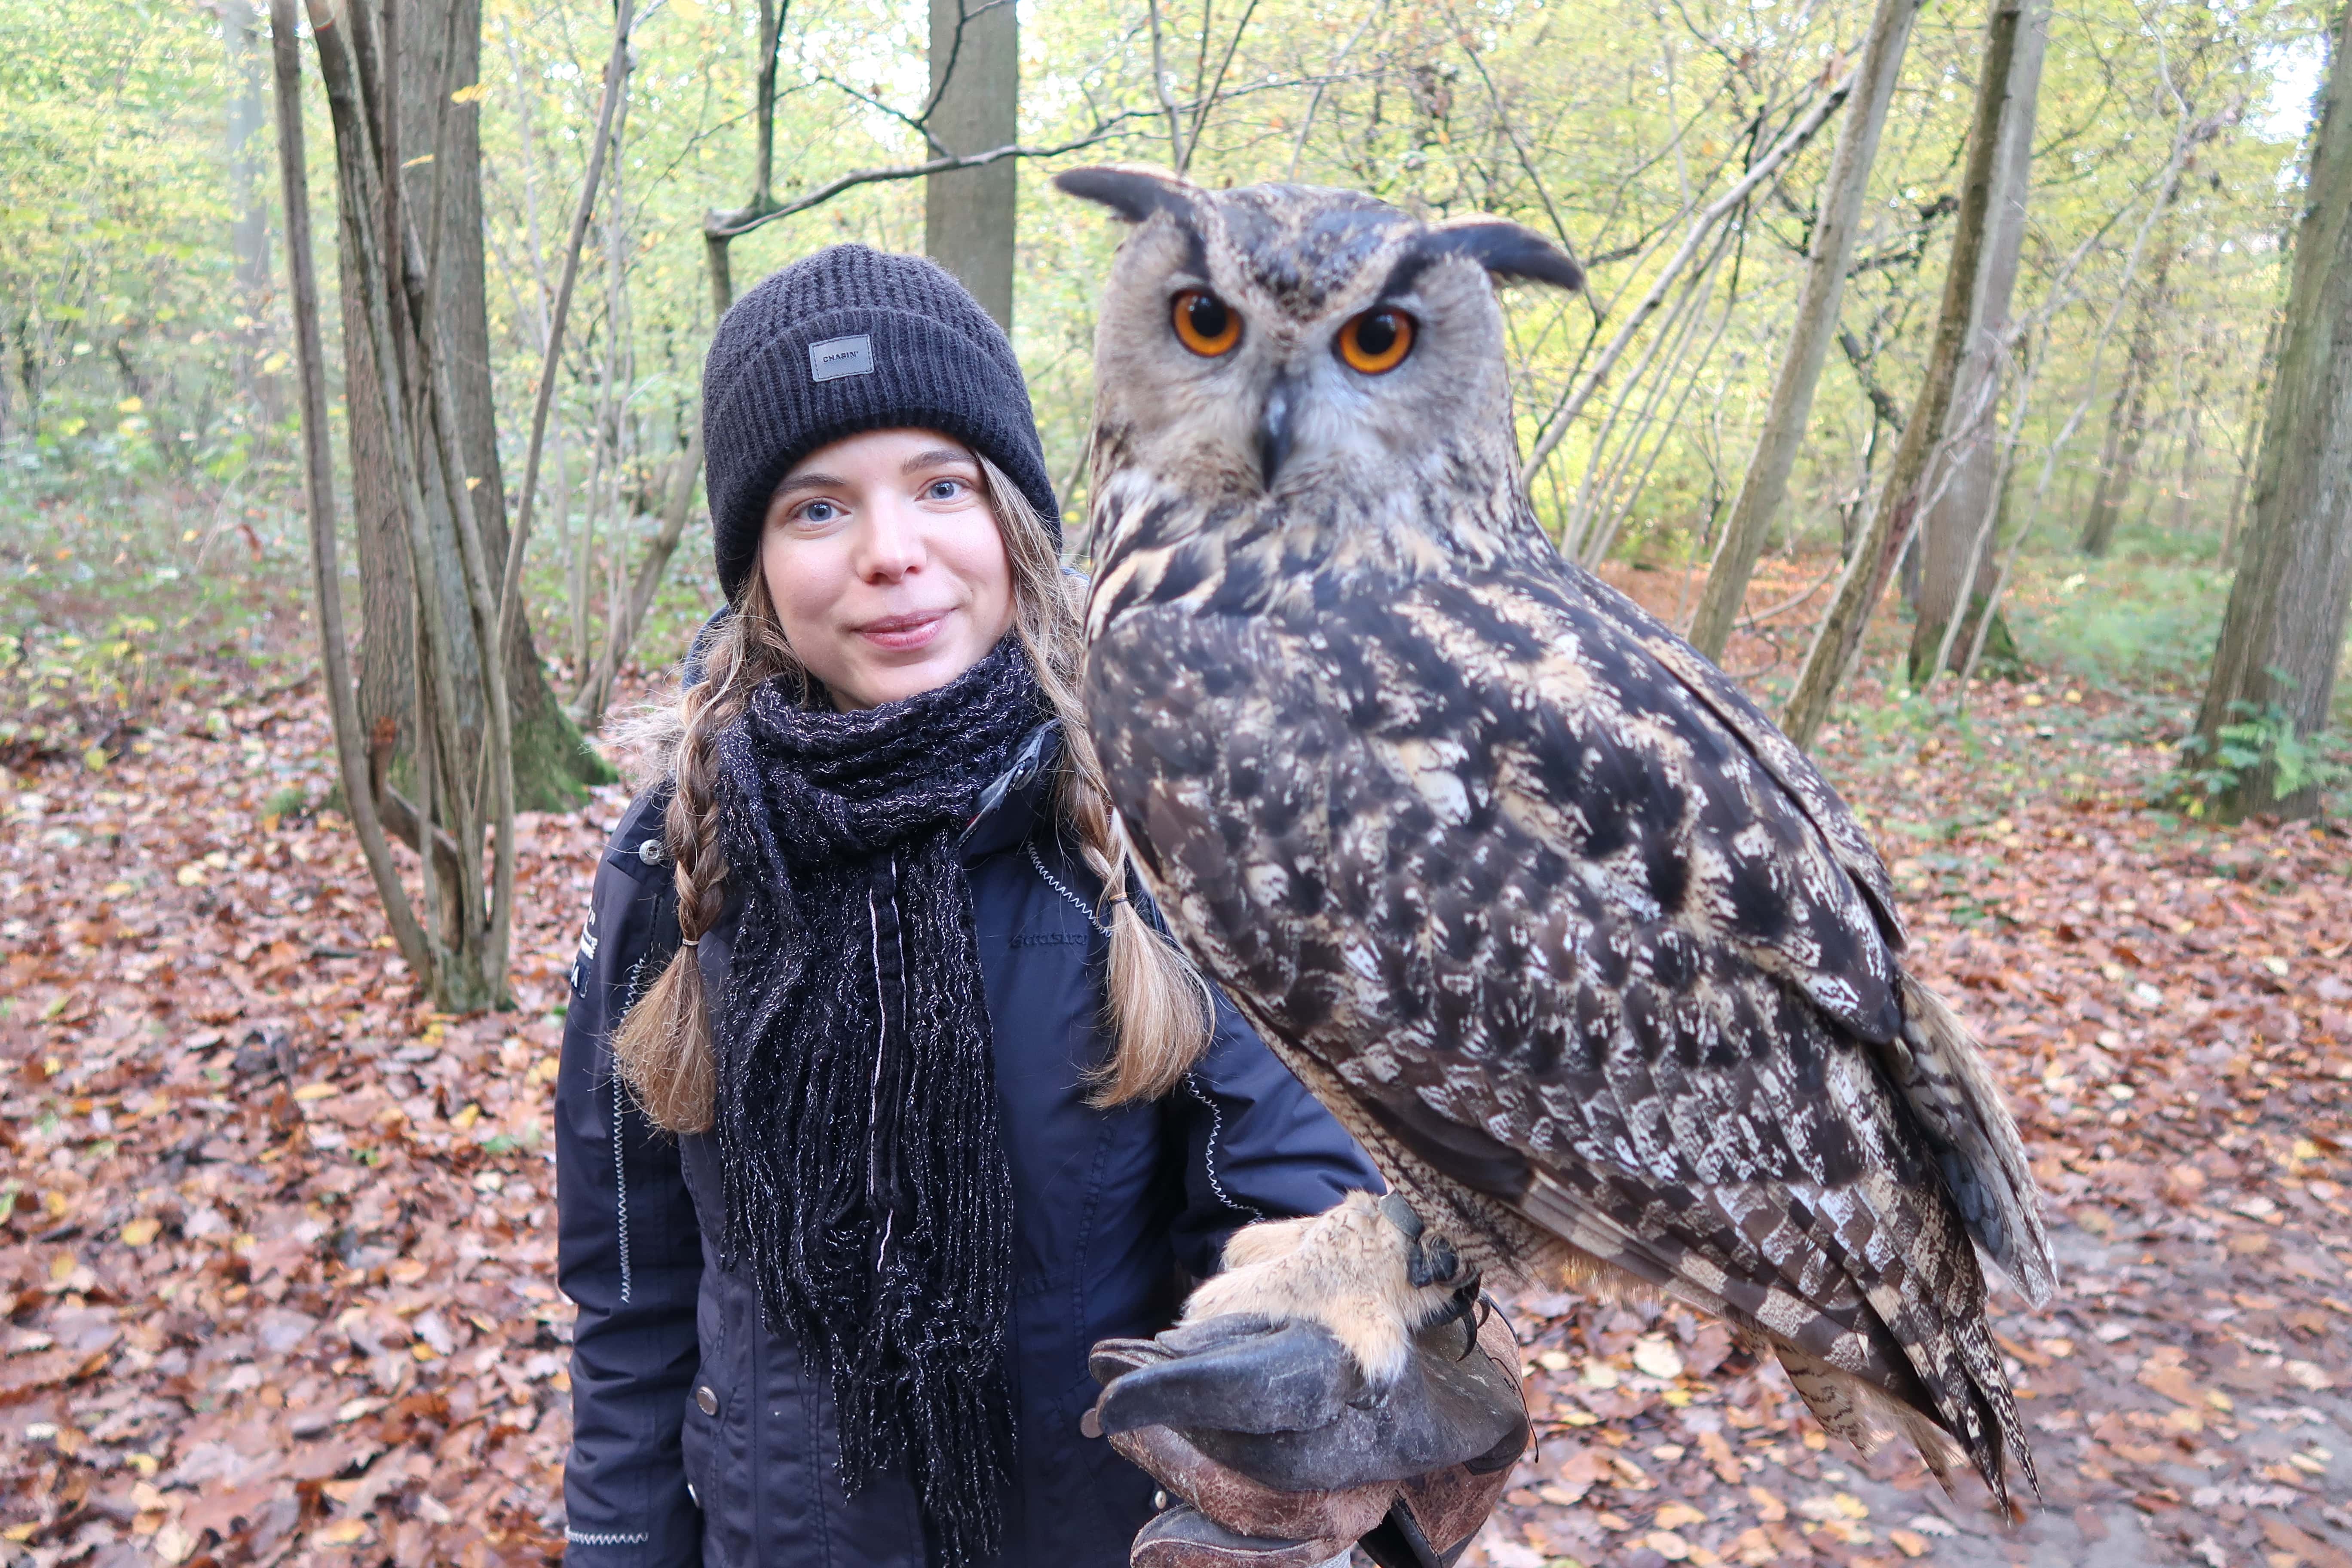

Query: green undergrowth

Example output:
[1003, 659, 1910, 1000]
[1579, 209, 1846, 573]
[2001, 550, 2231, 698]
[0, 448, 312, 766]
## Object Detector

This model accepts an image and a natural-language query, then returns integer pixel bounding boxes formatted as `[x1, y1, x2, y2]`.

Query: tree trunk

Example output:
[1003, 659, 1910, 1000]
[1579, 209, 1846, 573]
[2078, 348, 2138, 554]
[2223, 309, 2283, 562]
[226, 0, 277, 421]
[310, 0, 515, 1009]
[925, 0, 1018, 329]
[1905, 0, 2050, 684]
[702, 0, 784, 318]
[2188, 0, 2352, 821]
[270, 0, 431, 979]
[341, 0, 609, 814]
[2133, 404, 2180, 534]
[1781, 0, 2027, 749]
[2078, 236, 2173, 557]
[1687, 0, 1922, 662]
[2174, 343, 2208, 536]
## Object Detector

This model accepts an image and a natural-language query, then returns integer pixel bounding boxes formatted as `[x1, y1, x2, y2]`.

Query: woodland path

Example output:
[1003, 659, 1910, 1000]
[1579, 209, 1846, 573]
[0, 583, 2347, 1568]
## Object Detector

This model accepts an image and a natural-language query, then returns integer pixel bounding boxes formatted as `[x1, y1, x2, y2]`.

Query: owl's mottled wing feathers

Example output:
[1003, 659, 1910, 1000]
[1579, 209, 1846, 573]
[1088, 558, 2046, 1503]
[1560, 561, 2054, 1308]
[1561, 562, 1908, 950]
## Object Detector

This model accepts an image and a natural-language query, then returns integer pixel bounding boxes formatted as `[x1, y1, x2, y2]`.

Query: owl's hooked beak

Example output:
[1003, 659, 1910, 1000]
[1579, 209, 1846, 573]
[1256, 374, 1300, 490]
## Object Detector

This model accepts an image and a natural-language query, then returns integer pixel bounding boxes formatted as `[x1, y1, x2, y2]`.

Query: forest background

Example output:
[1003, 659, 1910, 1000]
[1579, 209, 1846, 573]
[5, 0, 2348, 766]
[4, 0, 2352, 1565]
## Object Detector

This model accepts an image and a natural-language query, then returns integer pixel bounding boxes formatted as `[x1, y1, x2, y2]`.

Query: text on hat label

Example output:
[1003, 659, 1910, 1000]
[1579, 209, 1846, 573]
[808, 334, 875, 383]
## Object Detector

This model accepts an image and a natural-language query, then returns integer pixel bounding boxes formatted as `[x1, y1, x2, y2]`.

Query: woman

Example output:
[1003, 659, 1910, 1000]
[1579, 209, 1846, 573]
[553, 245, 1380, 1568]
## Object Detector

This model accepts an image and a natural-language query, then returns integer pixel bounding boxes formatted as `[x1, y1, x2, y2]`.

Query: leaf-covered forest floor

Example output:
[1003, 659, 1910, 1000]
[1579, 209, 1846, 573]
[0, 549, 2347, 1568]
[1463, 567, 2352, 1568]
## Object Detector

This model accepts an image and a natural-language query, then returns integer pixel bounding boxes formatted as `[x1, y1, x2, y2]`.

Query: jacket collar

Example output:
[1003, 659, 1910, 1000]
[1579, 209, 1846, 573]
[960, 719, 1061, 861]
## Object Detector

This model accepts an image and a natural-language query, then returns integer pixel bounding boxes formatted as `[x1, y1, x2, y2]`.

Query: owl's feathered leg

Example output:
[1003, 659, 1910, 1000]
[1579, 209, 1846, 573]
[1182, 1191, 1479, 1384]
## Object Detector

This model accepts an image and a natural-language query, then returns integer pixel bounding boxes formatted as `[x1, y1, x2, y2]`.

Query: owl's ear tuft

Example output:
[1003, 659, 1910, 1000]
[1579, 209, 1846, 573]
[1421, 219, 1583, 291]
[1054, 165, 1200, 227]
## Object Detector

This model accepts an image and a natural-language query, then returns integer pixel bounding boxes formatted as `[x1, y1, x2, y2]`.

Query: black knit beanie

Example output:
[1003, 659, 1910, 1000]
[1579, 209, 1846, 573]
[701, 245, 1060, 601]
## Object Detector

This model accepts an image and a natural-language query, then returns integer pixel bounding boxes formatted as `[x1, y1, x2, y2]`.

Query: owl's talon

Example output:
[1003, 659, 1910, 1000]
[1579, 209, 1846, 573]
[1421, 1274, 1484, 1360]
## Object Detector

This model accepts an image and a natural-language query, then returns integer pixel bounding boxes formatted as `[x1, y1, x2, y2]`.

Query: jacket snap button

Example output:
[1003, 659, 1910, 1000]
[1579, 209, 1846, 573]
[695, 1384, 719, 1415]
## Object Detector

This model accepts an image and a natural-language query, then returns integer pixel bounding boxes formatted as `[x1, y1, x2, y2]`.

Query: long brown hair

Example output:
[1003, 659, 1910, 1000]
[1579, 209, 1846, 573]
[610, 454, 1214, 1132]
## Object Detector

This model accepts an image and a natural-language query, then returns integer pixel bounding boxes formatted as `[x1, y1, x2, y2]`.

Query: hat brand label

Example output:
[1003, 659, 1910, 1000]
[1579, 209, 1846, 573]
[809, 334, 874, 383]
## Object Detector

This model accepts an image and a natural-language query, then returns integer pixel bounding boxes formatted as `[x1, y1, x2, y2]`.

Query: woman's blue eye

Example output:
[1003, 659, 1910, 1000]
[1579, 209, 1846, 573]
[800, 500, 839, 524]
[927, 479, 964, 500]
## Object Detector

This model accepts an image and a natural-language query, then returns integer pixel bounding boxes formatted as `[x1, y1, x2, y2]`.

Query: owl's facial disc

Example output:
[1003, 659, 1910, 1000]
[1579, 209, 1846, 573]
[1246, 261, 1495, 496]
[1058, 172, 1583, 523]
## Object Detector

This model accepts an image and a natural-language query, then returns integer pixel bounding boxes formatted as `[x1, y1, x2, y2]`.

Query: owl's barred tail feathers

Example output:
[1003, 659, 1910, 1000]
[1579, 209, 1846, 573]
[1776, 975, 2052, 1512]
[1534, 1173, 2041, 1514]
[1886, 975, 2058, 1310]
[1508, 974, 2051, 1512]
[1779, 1233, 2039, 1515]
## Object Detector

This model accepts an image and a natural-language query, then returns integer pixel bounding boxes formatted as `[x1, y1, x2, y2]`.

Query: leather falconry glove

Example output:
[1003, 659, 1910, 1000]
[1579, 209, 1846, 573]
[1083, 1303, 1529, 1568]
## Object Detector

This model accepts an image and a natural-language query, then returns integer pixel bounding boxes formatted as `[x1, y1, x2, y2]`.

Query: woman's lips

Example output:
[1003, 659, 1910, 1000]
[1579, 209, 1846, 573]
[854, 610, 949, 651]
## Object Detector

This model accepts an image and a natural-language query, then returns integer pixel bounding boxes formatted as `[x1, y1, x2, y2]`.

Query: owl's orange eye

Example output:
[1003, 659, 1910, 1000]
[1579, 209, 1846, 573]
[1171, 291, 1241, 356]
[1337, 308, 1415, 374]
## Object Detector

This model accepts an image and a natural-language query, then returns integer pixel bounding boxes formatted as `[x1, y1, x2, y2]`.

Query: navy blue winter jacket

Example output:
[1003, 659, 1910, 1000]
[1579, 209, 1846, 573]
[555, 730, 1382, 1568]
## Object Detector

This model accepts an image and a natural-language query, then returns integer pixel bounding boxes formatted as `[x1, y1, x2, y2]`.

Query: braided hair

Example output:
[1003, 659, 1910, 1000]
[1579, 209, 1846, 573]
[612, 455, 1213, 1132]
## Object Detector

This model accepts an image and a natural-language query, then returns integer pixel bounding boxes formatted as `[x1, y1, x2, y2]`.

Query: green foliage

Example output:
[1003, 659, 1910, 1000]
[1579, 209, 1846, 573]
[0, 0, 2330, 708]
[0, 615, 165, 766]
[0, 469, 311, 771]
[466, 0, 2319, 588]
[2003, 555, 2231, 694]
[0, 0, 300, 506]
[2174, 698, 2350, 817]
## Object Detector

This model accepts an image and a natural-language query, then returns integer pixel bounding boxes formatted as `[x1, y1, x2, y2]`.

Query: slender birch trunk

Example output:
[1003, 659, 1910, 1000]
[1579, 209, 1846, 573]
[1687, 0, 1923, 662]
[1904, 0, 2049, 683]
[1780, 0, 2028, 748]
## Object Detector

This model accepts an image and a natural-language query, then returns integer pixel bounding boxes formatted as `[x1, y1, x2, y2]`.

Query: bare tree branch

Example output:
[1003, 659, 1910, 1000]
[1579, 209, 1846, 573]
[494, 0, 633, 673]
[1520, 63, 1859, 487]
[1147, 0, 1186, 170]
[705, 116, 1164, 243]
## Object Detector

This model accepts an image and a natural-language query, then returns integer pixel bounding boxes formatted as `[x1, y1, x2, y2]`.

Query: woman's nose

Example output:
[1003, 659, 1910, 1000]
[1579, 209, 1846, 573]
[854, 496, 925, 580]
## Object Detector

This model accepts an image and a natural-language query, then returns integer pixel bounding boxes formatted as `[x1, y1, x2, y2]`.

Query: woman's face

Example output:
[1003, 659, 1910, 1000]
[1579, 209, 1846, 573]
[760, 429, 1016, 710]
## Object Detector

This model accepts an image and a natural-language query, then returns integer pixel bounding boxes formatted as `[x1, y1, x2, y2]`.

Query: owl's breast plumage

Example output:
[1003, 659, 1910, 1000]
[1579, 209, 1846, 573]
[1085, 557, 1915, 1204]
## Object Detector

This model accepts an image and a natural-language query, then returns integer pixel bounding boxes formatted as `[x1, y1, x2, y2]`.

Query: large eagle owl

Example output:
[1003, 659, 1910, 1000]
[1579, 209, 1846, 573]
[1057, 167, 2056, 1508]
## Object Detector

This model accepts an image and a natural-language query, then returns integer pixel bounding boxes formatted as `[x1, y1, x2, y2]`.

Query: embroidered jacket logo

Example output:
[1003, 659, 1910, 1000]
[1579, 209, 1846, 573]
[570, 911, 599, 995]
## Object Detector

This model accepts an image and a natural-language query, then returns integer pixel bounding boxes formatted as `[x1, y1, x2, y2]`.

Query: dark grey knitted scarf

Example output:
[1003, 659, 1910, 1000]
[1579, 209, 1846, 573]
[711, 637, 1042, 1566]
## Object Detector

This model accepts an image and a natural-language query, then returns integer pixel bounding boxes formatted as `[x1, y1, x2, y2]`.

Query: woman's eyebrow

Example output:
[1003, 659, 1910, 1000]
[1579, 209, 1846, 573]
[901, 447, 974, 475]
[775, 470, 846, 496]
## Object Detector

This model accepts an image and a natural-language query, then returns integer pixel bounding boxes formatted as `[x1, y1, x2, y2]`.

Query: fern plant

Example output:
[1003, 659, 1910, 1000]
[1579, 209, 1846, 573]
[2173, 698, 2349, 817]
